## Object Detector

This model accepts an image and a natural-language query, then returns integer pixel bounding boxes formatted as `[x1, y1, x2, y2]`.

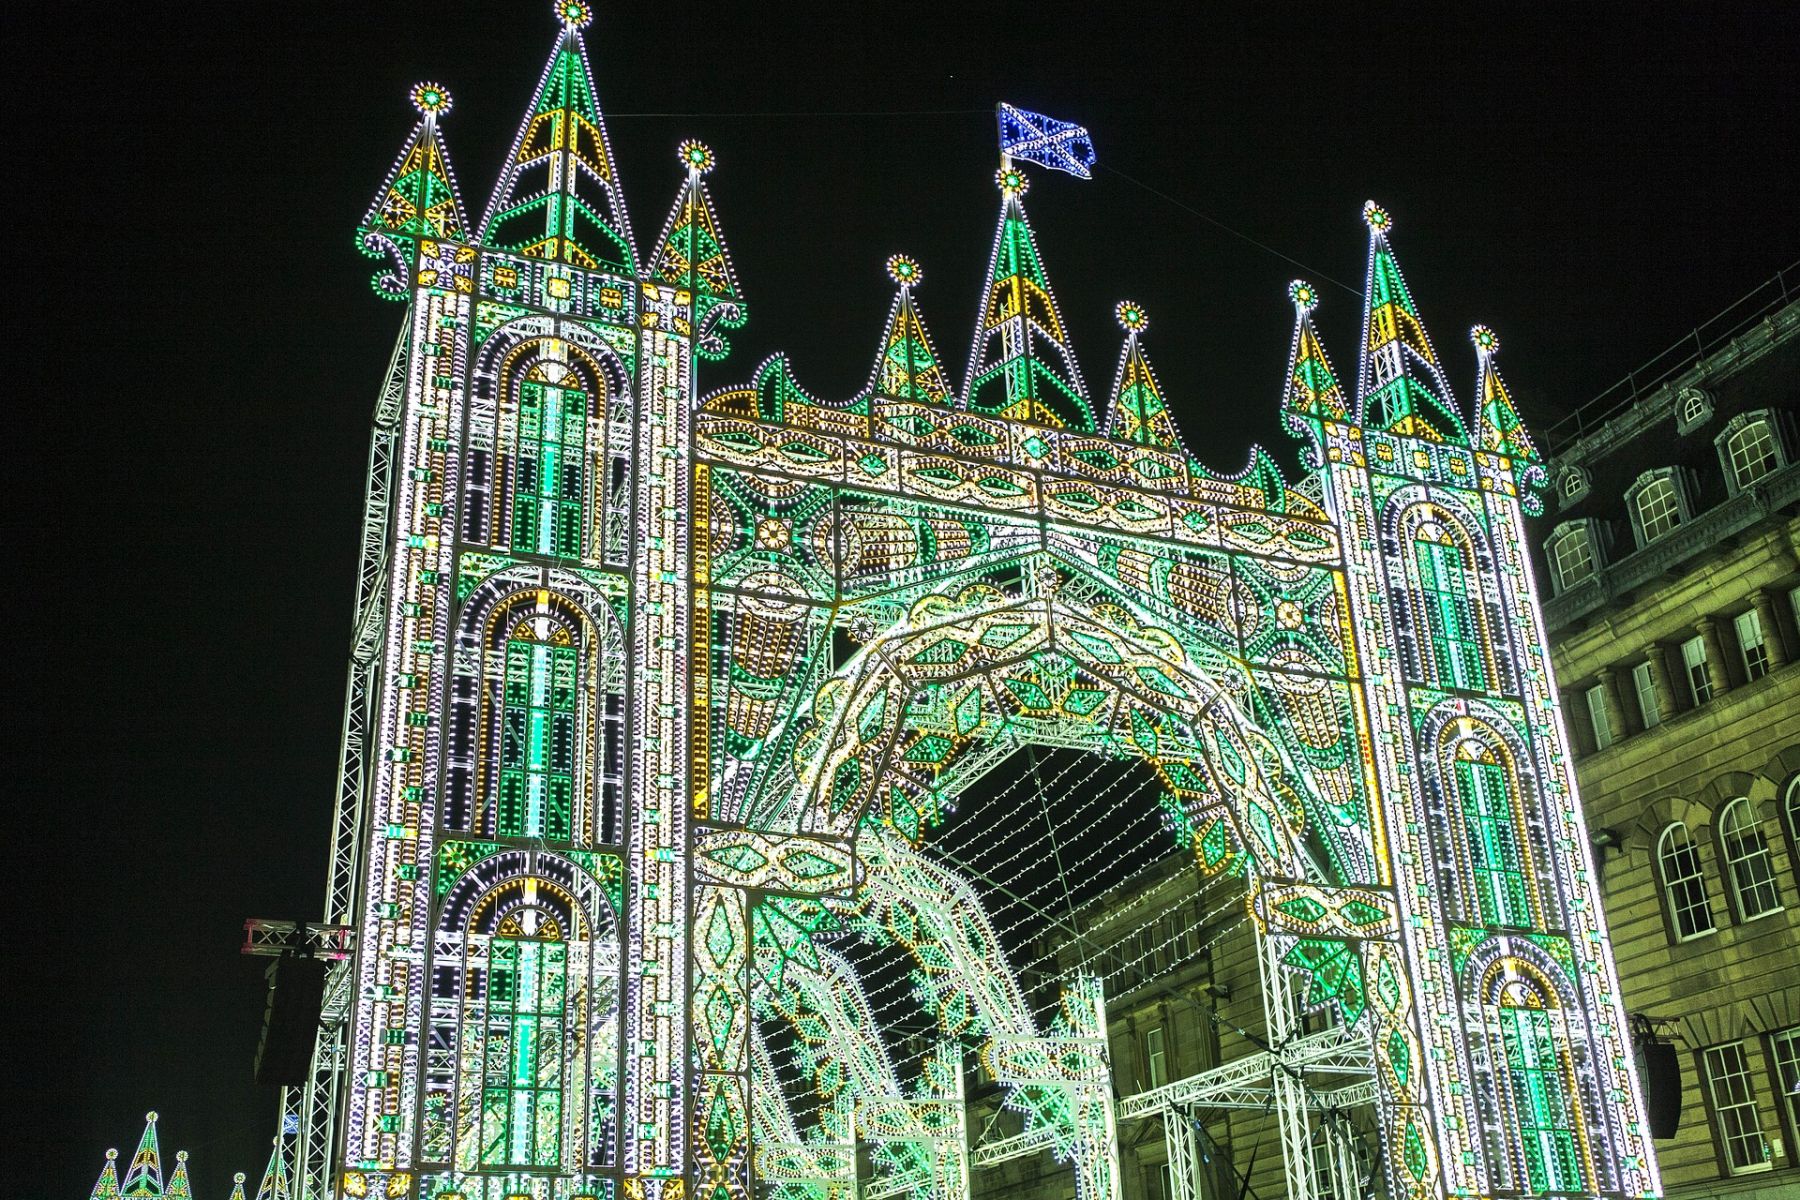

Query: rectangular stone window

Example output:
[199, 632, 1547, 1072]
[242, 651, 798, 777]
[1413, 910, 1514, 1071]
[1703, 1041, 1773, 1174]
[1632, 660, 1661, 729]
[1145, 1025, 1168, 1089]
[1584, 684, 1614, 750]
[1735, 609, 1770, 682]
[1682, 636, 1713, 705]
[1771, 1027, 1800, 1154]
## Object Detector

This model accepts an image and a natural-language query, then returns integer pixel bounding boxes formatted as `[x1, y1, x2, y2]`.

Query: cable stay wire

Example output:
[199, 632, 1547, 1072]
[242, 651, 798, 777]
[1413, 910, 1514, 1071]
[607, 105, 1357, 296]
[1096, 162, 1364, 299]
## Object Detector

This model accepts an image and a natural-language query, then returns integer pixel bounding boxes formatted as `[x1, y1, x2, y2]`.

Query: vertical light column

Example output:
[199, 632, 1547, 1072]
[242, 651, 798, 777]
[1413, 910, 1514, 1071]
[344, 287, 468, 1182]
[624, 322, 692, 1191]
[692, 884, 751, 1200]
[1485, 489, 1661, 1198]
[1319, 431, 1456, 1200]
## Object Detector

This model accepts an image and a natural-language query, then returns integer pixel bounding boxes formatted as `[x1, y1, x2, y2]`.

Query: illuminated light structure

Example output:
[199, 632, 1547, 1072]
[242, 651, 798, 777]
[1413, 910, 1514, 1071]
[88, 1114, 244, 1200]
[283, 6, 1660, 1200]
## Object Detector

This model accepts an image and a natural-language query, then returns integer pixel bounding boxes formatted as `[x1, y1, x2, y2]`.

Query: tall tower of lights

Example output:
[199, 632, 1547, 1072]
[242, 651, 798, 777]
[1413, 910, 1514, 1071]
[283, 6, 1661, 1200]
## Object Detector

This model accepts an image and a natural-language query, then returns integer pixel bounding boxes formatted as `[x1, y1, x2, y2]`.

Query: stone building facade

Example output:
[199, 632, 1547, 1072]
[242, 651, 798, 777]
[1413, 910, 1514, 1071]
[1540, 295, 1799, 1198]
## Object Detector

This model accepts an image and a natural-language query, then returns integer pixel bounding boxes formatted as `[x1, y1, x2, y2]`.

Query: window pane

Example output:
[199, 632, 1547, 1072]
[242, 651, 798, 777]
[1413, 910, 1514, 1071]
[1552, 526, 1595, 590]
[1771, 1028, 1800, 1150]
[1146, 1026, 1167, 1088]
[1636, 478, 1682, 541]
[1632, 661, 1661, 729]
[1682, 636, 1713, 705]
[1721, 799, 1782, 920]
[1728, 420, 1778, 488]
[1658, 823, 1715, 940]
[1735, 610, 1769, 682]
[1704, 1042, 1772, 1173]
[1585, 685, 1613, 750]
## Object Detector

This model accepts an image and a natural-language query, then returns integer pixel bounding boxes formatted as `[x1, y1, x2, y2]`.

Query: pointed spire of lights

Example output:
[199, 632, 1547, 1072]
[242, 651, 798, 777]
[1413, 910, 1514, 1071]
[228, 1174, 249, 1200]
[1104, 302, 1183, 451]
[91, 1149, 123, 1200]
[253, 1138, 290, 1200]
[165, 1152, 192, 1200]
[1279, 279, 1350, 464]
[122, 1113, 162, 1197]
[479, 1, 636, 273]
[1355, 201, 1466, 441]
[865, 255, 952, 406]
[1470, 324, 1539, 463]
[965, 166, 1093, 429]
[648, 140, 748, 359]
[356, 82, 471, 298]
[361, 83, 467, 241]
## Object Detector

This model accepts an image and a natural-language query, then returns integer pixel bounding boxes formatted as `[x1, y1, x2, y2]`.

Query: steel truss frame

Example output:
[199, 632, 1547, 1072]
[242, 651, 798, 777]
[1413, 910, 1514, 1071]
[251, 327, 407, 1200]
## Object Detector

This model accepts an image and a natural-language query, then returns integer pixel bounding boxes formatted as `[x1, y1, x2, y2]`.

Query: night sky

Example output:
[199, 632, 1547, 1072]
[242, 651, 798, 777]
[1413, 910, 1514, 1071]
[14, 2, 1798, 1196]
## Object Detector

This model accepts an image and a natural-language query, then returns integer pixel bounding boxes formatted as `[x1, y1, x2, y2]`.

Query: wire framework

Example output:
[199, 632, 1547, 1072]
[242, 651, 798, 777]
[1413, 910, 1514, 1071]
[275, 8, 1661, 1200]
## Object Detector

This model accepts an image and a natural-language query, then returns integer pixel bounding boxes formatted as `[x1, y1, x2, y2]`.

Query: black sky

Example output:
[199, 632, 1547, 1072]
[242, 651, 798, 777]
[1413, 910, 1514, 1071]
[12, 2, 1798, 1196]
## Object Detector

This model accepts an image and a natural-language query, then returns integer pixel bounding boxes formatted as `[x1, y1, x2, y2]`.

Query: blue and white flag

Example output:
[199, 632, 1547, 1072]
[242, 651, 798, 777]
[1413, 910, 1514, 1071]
[998, 103, 1095, 180]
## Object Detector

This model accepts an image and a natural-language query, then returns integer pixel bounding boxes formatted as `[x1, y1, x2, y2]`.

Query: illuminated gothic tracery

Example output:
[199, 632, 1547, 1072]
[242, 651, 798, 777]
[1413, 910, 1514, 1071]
[281, 7, 1662, 1200]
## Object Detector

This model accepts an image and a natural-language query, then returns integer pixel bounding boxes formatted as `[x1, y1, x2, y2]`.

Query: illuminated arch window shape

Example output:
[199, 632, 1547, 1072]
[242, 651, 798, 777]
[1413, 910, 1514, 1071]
[465, 329, 628, 559]
[1394, 501, 1498, 693]
[1655, 820, 1716, 941]
[1439, 719, 1542, 930]
[426, 850, 621, 1175]
[445, 581, 623, 843]
[1470, 953, 1595, 1196]
[512, 354, 591, 556]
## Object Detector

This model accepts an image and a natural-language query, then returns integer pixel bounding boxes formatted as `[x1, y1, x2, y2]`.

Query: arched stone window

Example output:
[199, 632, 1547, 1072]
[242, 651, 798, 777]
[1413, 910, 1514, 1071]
[1546, 521, 1598, 593]
[1718, 798, 1782, 921]
[1655, 821, 1715, 940]
[1716, 409, 1785, 494]
[1675, 386, 1713, 434]
[1625, 469, 1687, 547]
[1784, 775, 1800, 882]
